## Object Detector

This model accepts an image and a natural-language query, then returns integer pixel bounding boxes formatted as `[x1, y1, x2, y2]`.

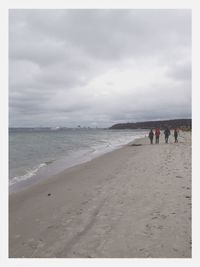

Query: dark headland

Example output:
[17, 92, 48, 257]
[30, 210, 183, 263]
[109, 119, 191, 130]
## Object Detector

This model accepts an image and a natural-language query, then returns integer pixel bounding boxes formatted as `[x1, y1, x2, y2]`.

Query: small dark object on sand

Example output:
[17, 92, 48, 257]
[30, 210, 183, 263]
[48, 193, 51, 196]
[131, 144, 142, 146]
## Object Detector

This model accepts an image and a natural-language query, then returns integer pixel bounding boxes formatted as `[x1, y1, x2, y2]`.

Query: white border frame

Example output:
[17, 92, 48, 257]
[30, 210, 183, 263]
[1, 1, 199, 267]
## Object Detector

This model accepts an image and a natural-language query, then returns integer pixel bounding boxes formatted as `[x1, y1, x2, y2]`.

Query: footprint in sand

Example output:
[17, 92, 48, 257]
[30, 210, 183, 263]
[76, 210, 82, 215]
[151, 212, 167, 220]
[81, 200, 89, 205]
[47, 224, 59, 229]
[66, 211, 71, 215]
[139, 248, 145, 253]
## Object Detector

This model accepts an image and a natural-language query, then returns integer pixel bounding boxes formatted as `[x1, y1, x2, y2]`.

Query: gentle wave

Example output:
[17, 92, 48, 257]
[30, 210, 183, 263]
[9, 163, 48, 186]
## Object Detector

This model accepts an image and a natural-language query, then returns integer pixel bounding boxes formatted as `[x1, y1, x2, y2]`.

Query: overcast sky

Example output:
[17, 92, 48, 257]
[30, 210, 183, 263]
[9, 9, 191, 127]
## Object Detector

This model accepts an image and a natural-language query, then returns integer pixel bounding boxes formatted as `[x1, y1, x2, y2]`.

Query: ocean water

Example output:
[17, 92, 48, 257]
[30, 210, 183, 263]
[9, 128, 146, 191]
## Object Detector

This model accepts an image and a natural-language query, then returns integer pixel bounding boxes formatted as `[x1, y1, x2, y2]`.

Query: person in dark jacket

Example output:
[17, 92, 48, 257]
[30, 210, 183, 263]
[174, 128, 178, 143]
[164, 127, 171, 143]
[148, 129, 154, 144]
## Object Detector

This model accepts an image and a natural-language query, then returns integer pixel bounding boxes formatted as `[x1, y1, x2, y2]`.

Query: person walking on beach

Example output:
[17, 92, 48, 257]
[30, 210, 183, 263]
[164, 127, 171, 143]
[174, 128, 178, 143]
[155, 128, 161, 144]
[148, 129, 154, 144]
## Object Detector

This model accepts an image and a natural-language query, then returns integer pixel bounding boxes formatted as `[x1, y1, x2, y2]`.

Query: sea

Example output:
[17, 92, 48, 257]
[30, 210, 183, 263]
[9, 128, 147, 192]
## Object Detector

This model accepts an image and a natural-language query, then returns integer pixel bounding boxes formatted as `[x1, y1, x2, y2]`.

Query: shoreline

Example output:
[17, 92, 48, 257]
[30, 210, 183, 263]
[9, 135, 146, 195]
[9, 132, 191, 258]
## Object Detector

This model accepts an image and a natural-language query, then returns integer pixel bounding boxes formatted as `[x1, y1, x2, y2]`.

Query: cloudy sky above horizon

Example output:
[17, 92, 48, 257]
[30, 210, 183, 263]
[9, 9, 191, 127]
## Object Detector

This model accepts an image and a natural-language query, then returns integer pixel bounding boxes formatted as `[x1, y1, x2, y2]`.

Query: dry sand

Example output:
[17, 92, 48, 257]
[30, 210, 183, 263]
[9, 131, 191, 258]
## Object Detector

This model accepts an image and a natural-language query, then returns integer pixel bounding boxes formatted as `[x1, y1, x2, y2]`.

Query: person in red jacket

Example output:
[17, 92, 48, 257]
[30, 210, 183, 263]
[155, 128, 161, 144]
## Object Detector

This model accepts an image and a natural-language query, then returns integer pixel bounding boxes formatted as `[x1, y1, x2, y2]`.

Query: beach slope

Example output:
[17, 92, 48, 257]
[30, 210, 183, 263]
[9, 132, 191, 258]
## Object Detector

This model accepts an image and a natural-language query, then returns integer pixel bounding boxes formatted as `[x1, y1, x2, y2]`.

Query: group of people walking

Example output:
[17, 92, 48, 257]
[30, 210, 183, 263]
[148, 127, 178, 144]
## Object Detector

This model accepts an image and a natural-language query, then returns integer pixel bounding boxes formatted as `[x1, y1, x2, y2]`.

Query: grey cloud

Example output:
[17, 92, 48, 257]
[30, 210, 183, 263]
[10, 9, 191, 62]
[167, 61, 191, 81]
[9, 9, 191, 127]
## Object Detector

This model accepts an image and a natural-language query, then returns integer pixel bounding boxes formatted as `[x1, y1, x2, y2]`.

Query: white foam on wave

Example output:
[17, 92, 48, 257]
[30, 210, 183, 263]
[9, 163, 47, 186]
[90, 133, 145, 157]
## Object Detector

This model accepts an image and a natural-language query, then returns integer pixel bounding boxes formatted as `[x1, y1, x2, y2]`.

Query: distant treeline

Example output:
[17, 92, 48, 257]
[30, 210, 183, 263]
[109, 119, 192, 130]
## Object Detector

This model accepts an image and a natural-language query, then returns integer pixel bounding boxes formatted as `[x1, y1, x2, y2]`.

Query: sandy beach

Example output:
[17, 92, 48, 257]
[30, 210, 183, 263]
[9, 131, 191, 258]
